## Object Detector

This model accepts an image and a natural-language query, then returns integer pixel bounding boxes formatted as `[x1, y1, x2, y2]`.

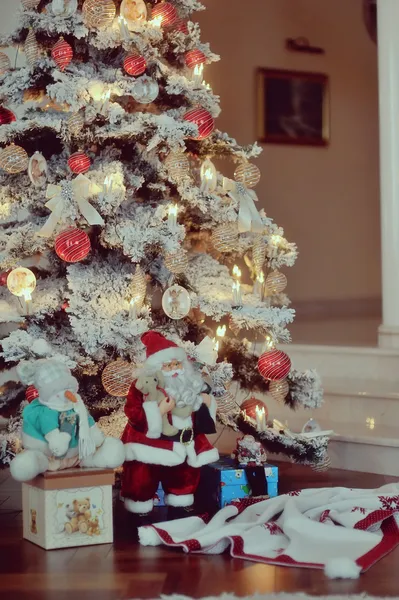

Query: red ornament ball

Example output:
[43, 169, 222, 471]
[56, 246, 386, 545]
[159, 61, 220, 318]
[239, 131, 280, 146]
[151, 2, 178, 26]
[172, 18, 188, 34]
[183, 107, 215, 140]
[55, 228, 91, 263]
[240, 397, 268, 421]
[185, 49, 206, 69]
[0, 270, 11, 286]
[68, 151, 91, 174]
[0, 107, 16, 126]
[124, 52, 147, 77]
[26, 385, 39, 403]
[51, 37, 73, 72]
[258, 349, 291, 381]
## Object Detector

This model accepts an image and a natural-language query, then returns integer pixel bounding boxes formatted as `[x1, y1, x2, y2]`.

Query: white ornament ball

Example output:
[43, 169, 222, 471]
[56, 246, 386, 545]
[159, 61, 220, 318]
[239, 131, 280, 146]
[162, 285, 191, 320]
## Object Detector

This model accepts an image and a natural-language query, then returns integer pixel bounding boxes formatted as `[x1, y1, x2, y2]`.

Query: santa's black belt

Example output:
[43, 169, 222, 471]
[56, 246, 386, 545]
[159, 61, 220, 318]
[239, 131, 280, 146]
[160, 427, 194, 445]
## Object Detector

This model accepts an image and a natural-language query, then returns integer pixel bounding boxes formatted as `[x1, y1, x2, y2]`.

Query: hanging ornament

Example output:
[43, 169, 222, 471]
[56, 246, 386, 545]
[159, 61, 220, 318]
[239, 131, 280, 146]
[211, 223, 238, 253]
[28, 152, 48, 188]
[252, 234, 266, 274]
[172, 18, 188, 34]
[102, 359, 133, 397]
[265, 270, 287, 295]
[0, 270, 11, 286]
[67, 112, 85, 136]
[82, 0, 116, 28]
[200, 158, 217, 193]
[241, 397, 268, 422]
[183, 107, 215, 140]
[120, 0, 147, 28]
[162, 284, 191, 320]
[26, 385, 39, 403]
[51, 37, 73, 72]
[234, 162, 261, 189]
[151, 2, 178, 27]
[164, 249, 188, 274]
[132, 75, 159, 104]
[269, 379, 289, 403]
[0, 53, 11, 75]
[68, 151, 91, 174]
[302, 418, 322, 434]
[21, 0, 40, 8]
[165, 150, 190, 180]
[49, 0, 78, 18]
[311, 455, 331, 473]
[0, 144, 29, 174]
[216, 389, 237, 416]
[124, 52, 147, 77]
[7, 267, 37, 297]
[258, 349, 291, 381]
[130, 265, 147, 309]
[185, 49, 206, 69]
[24, 29, 40, 68]
[0, 107, 16, 125]
[55, 228, 91, 263]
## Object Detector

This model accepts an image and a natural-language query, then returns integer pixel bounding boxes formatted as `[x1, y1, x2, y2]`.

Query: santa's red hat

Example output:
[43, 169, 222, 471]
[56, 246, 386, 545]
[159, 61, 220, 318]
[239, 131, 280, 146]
[141, 332, 186, 370]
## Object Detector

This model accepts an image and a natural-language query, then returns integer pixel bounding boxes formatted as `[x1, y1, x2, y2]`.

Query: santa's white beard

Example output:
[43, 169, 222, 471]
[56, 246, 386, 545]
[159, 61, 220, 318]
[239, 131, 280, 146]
[162, 362, 204, 411]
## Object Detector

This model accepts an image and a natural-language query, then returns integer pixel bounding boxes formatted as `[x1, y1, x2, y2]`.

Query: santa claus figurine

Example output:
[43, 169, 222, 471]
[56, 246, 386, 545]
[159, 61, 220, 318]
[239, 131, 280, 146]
[122, 331, 219, 518]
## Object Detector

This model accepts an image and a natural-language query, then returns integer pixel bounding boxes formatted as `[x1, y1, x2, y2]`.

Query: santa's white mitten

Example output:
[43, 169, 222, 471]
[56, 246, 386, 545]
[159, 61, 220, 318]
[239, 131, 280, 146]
[45, 429, 71, 457]
[90, 424, 105, 448]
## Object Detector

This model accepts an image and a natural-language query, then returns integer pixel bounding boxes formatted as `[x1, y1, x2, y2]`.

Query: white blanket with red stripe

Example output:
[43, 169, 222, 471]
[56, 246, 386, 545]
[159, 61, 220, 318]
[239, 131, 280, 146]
[139, 484, 399, 578]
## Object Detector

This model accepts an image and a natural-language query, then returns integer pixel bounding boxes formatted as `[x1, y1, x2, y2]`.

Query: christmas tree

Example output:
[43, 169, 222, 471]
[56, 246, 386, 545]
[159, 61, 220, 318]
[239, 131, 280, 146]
[0, 0, 329, 468]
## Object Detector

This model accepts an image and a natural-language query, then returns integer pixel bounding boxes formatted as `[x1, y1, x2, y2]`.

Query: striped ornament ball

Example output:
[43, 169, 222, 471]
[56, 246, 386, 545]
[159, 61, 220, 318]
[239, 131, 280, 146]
[55, 228, 91, 263]
[151, 2, 178, 27]
[183, 107, 214, 140]
[68, 151, 91, 174]
[258, 349, 291, 381]
[185, 49, 206, 69]
[51, 37, 73, 72]
[124, 52, 147, 76]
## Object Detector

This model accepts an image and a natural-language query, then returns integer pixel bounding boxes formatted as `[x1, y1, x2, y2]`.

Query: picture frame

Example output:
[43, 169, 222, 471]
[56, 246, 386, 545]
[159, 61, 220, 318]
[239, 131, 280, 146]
[257, 68, 330, 147]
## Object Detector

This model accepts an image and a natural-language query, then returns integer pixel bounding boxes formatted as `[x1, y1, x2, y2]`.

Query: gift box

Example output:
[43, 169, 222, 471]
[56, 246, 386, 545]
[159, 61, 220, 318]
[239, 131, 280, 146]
[22, 468, 115, 550]
[197, 456, 278, 511]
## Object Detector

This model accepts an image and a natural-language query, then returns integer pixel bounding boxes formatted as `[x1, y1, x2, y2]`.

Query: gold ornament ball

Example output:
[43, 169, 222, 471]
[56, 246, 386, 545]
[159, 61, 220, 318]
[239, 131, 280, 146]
[0, 144, 29, 174]
[0, 52, 11, 75]
[211, 223, 238, 253]
[131, 265, 147, 309]
[252, 234, 266, 274]
[7, 267, 36, 297]
[165, 151, 190, 180]
[312, 455, 331, 473]
[269, 379, 289, 402]
[216, 390, 237, 416]
[102, 359, 133, 397]
[24, 29, 39, 67]
[164, 249, 189, 274]
[234, 162, 261, 189]
[22, 0, 40, 8]
[67, 112, 85, 136]
[82, 0, 116, 29]
[265, 270, 287, 295]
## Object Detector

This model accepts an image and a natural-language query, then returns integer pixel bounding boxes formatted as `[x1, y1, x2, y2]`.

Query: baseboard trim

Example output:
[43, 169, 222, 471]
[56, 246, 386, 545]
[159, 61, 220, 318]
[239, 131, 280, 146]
[293, 297, 381, 321]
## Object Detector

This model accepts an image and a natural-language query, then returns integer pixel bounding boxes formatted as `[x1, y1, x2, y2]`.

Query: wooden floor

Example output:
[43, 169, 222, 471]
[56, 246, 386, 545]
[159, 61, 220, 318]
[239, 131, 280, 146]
[0, 464, 398, 600]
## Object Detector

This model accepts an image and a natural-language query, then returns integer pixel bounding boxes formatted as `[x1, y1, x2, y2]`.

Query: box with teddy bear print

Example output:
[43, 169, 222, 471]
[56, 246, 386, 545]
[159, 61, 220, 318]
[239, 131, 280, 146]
[22, 468, 115, 550]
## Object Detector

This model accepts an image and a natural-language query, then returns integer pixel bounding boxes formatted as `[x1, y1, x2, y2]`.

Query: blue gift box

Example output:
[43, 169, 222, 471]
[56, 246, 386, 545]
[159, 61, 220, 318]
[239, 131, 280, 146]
[197, 456, 278, 510]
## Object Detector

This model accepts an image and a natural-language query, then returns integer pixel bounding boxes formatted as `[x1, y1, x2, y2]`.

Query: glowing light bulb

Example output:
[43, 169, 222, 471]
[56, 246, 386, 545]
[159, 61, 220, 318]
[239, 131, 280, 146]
[150, 15, 163, 27]
[192, 63, 204, 86]
[167, 203, 178, 231]
[216, 325, 226, 338]
[254, 270, 265, 299]
[232, 265, 241, 280]
[366, 417, 375, 430]
[129, 297, 138, 320]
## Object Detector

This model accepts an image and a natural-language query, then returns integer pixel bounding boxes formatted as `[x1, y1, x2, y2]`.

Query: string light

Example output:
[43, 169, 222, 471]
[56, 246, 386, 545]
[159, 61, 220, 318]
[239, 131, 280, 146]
[192, 63, 204, 86]
[167, 204, 178, 232]
[253, 271, 265, 299]
[129, 297, 139, 319]
[232, 265, 242, 307]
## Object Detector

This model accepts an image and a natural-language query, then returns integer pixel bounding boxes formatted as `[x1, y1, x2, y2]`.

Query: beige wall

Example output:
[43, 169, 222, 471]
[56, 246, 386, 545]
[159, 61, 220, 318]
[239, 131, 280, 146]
[198, 0, 381, 305]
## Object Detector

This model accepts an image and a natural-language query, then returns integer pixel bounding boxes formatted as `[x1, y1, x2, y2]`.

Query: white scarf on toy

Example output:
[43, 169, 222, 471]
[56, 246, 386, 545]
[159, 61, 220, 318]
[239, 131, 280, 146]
[139, 484, 399, 578]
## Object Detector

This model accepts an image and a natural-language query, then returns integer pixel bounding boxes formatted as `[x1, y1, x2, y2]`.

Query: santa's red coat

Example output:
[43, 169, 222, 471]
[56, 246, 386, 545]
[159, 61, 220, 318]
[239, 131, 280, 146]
[122, 382, 219, 468]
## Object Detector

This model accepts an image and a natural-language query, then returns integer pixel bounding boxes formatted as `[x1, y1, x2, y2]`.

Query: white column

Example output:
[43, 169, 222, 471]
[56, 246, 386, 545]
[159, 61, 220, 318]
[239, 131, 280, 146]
[377, 0, 399, 348]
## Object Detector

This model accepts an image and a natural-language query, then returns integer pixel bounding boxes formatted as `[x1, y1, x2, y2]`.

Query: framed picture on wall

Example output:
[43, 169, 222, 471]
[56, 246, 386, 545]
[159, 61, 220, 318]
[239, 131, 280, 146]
[257, 68, 330, 146]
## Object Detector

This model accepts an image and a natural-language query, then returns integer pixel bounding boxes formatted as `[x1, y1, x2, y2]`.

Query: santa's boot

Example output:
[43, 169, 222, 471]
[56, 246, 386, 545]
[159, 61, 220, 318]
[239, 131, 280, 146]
[165, 493, 196, 520]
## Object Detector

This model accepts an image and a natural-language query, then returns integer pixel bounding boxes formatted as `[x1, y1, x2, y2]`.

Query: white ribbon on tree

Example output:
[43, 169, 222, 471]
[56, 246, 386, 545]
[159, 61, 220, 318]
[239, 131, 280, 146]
[38, 174, 104, 238]
[223, 178, 263, 234]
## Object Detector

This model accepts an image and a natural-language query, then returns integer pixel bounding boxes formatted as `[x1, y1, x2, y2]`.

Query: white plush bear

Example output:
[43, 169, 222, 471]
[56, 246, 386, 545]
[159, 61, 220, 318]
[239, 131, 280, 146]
[10, 359, 125, 482]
